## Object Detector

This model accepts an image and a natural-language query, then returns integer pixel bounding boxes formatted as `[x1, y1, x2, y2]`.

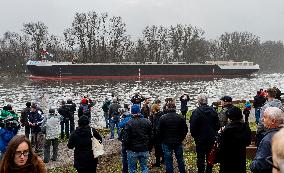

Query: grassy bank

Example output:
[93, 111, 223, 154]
[48, 131, 254, 173]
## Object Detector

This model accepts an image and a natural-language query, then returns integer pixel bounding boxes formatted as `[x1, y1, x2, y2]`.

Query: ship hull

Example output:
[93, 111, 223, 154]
[26, 63, 259, 80]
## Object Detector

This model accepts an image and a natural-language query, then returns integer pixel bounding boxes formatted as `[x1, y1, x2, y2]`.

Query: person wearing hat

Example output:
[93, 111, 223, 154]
[219, 106, 251, 173]
[123, 104, 152, 173]
[68, 115, 102, 173]
[218, 96, 233, 128]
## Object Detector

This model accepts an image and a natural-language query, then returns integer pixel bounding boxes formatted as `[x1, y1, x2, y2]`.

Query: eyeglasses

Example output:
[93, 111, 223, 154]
[266, 156, 280, 171]
[15, 150, 29, 157]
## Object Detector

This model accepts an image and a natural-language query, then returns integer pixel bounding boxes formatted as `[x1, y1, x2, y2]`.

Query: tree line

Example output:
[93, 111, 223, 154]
[0, 11, 283, 73]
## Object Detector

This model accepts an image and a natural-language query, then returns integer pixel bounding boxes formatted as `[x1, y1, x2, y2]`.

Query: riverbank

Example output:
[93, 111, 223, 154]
[45, 125, 255, 173]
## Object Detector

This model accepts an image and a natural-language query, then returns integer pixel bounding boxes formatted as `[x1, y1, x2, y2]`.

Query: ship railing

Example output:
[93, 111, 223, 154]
[168, 62, 187, 64]
[145, 62, 158, 64]
[206, 61, 257, 66]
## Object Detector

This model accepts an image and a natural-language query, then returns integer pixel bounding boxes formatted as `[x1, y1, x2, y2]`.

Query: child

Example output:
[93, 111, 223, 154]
[42, 108, 60, 163]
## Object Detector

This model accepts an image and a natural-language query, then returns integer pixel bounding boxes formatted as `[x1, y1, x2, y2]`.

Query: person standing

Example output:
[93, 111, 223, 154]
[28, 105, 44, 153]
[0, 105, 20, 159]
[219, 106, 251, 173]
[123, 104, 152, 173]
[66, 99, 76, 133]
[0, 135, 46, 173]
[42, 108, 60, 163]
[78, 98, 91, 119]
[102, 98, 111, 128]
[218, 96, 233, 128]
[150, 103, 164, 167]
[141, 97, 151, 119]
[118, 104, 132, 173]
[190, 94, 220, 173]
[20, 102, 32, 139]
[180, 93, 190, 119]
[158, 101, 188, 173]
[256, 88, 284, 147]
[68, 115, 102, 173]
[271, 128, 284, 173]
[253, 91, 266, 125]
[58, 101, 71, 139]
[250, 107, 284, 173]
[108, 98, 121, 139]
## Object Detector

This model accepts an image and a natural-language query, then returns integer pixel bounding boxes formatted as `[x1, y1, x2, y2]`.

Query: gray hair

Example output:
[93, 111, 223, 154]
[197, 94, 208, 105]
[264, 107, 284, 124]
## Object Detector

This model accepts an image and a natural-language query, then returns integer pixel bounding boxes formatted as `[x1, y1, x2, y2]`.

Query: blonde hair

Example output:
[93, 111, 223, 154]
[151, 104, 160, 114]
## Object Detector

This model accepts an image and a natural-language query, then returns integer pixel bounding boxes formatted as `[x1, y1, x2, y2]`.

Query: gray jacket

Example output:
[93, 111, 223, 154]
[42, 114, 61, 140]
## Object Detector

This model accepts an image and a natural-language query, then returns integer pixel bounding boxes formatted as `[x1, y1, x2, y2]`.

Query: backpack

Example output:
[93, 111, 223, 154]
[82, 105, 91, 116]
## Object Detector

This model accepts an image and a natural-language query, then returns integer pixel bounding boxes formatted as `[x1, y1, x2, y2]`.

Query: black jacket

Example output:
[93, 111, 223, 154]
[151, 111, 164, 144]
[219, 121, 251, 173]
[190, 105, 220, 144]
[180, 94, 190, 112]
[253, 95, 266, 108]
[58, 105, 72, 119]
[67, 126, 102, 170]
[123, 115, 152, 152]
[158, 111, 188, 147]
[20, 107, 30, 126]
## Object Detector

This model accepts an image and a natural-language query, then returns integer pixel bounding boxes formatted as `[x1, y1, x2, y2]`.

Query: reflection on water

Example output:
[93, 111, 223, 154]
[0, 73, 283, 127]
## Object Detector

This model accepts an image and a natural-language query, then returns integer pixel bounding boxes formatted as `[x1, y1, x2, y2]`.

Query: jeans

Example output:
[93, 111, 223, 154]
[255, 108, 261, 124]
[109, 117, 120, 139]
[195, 142, 213, 173]
[44, 138, 59, 162]
[69, 115, 75, 133]
[31, 132, 44, 153]
[127, 150, 149, 173]
[60, 118, 70, 139]
[104, 112, 109, 128]
[24, 125, 31, 140]
[121, 144, 128, 173]
[162, 143, 186, 173]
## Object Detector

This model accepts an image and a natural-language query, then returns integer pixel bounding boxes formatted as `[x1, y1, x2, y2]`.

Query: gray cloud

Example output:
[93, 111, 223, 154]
[1, 0, 283, 41]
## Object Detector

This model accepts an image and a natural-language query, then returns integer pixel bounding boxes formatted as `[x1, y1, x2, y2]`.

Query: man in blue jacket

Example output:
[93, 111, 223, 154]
[250, 107, 284, 173]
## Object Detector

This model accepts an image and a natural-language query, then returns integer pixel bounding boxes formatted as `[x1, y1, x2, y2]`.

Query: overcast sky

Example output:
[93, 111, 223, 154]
[1, 0, 284, 42]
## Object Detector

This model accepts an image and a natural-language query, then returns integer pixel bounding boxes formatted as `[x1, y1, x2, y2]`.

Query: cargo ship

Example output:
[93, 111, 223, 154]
[26, 60, 260, 80]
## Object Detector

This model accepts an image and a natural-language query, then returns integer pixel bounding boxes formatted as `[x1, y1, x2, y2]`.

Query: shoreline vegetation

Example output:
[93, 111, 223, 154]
[46, 117, 257, 173]
[0, 11, 284, 74]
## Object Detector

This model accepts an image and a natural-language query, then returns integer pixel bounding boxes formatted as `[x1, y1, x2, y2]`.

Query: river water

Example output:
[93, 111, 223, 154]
[0, 73, 283, 127]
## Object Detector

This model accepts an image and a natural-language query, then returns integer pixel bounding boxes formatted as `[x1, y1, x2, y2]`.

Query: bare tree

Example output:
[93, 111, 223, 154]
[22, 21, 49, 60]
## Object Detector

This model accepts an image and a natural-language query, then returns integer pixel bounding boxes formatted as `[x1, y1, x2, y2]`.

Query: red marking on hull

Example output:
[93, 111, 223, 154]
[28, 74, 250, 80]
